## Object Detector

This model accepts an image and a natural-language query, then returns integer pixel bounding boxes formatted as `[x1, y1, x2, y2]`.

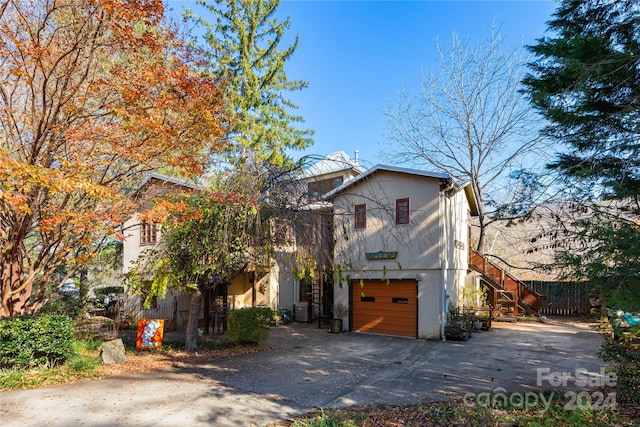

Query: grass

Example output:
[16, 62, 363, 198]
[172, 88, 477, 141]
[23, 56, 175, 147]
[0, 334, 269, 391]
[0, 339, 104, 390]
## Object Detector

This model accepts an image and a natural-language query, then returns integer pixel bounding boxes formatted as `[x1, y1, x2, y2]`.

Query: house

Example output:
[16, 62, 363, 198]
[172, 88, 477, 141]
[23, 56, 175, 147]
[121, 171, 283, 330]
[120, 173, 202, 329]
[120, 152, 363, 330]
[121, 156, 545, 337]
[324, 165, 479, 339]
[287, 151, 363, 323]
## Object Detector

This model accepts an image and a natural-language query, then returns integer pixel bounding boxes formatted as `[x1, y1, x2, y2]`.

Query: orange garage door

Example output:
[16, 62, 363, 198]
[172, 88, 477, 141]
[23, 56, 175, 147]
[352, 279, 417, 338]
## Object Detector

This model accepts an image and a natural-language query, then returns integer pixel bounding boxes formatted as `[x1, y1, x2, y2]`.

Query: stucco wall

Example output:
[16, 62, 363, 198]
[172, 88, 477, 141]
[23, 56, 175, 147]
[122, 214, 161, 274]
[332, 171, 443, 282]
[332, 170, 472, 339]
[417, 270, 444, 339]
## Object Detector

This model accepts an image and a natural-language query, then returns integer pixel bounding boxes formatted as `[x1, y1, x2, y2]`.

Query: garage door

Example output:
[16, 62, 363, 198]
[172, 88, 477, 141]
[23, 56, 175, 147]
[352, 279, 417, 338]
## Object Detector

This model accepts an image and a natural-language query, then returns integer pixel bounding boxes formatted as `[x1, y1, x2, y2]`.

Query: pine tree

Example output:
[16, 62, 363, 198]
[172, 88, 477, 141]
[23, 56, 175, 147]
[523, 0, 640, 310]
[194, 0, 313, 167]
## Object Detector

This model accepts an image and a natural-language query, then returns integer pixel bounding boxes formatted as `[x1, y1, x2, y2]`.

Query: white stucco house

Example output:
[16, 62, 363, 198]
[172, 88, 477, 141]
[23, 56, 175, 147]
[120, 157, 479, 339]
[324, 165, 479, 339]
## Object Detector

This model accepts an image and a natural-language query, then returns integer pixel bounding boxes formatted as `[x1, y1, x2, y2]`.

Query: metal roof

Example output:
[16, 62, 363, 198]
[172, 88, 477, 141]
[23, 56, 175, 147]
[300, 151, 363, 179]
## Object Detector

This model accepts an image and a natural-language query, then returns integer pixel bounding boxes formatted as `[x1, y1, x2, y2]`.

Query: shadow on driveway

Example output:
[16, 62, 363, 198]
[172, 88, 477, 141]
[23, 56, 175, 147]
[0, 320, 609, 427]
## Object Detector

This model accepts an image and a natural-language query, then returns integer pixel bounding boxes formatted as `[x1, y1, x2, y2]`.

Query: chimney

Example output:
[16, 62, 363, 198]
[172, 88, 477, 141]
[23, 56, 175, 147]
[354, 150, 359, 164]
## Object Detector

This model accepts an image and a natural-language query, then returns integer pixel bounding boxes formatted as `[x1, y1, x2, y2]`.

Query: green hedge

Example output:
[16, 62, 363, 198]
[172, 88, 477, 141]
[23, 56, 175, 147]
[226, 307, 275, 344]
[0, 315, 74, 369]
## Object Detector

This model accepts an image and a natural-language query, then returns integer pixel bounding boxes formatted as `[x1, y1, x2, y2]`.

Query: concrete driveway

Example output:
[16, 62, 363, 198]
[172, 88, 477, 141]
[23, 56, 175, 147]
[0, 319, 609, 427]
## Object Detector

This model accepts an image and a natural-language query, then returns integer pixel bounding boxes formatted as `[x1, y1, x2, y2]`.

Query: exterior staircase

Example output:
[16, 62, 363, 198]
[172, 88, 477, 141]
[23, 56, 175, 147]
[469, 249, 547, 318]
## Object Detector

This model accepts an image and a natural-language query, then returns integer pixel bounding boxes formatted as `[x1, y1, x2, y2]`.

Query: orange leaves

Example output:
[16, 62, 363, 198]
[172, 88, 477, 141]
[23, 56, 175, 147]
[208, 190, 247, 205]
[1, 0, 230, 315]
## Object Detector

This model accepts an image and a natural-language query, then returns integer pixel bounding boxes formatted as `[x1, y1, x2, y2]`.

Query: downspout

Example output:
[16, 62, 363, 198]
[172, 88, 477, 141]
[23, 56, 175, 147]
[441, 263, 447, 340]
[440, 179, 454, 340]
[439, 185, 447, 340]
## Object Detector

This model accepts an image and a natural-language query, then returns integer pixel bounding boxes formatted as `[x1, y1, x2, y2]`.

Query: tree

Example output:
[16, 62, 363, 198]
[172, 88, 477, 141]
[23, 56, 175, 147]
[190, 0, 313, 167]
[384, 27, 545, 253]
[523, 0, 640, 310]
[125, 172, 273, 351]
[0, 0, 226, 316]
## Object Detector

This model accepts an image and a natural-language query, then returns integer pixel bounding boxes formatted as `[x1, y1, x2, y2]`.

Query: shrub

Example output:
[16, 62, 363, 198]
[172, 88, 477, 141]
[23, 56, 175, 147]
[40, 294, 83, 317]
[226, 307, 275, 344]
[600, 338, 640, 405]
[0, 315, 74, 369]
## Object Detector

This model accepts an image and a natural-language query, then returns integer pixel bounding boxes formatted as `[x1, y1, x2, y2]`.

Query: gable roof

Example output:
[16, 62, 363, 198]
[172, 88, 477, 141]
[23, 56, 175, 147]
[322, 164, 479, 217]
[322, 164, 450, 200]
[133, 172, 202, 196]
[300, 151, 364, 179]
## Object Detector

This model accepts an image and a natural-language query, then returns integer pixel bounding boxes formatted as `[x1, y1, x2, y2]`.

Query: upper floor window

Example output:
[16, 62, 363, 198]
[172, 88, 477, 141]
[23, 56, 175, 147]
[355, 204, 366, 229]
[308, 176, 344, 201]
[396, 198, 410, 225]
[140, 222, 158, 245]
[273, 220, 294, 245]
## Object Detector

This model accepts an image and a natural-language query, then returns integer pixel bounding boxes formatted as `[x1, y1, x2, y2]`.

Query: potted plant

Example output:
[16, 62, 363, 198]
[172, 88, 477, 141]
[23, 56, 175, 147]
[330, 303, 348, 333]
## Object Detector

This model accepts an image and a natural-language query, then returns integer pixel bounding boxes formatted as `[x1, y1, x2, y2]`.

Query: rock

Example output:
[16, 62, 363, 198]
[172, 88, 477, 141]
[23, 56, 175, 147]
[100, 338, 126, 364]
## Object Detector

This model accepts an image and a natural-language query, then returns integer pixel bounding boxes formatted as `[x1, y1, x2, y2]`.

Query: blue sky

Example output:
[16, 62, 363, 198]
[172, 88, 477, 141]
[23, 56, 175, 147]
[169, 0, 558, 169]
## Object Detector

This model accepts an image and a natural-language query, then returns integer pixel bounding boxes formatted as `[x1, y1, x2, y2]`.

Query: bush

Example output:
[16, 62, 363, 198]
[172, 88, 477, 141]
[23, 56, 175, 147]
[40, 294, 83, 318]
[0, 315, 74, 369]
[600, 338, 640, 405]
[226, 307, 275, 344]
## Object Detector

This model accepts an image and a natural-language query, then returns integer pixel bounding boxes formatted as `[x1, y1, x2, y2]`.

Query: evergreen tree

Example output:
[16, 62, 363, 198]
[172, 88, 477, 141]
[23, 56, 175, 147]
[523, 0, 640, 310]
[193, 0, 313, 167]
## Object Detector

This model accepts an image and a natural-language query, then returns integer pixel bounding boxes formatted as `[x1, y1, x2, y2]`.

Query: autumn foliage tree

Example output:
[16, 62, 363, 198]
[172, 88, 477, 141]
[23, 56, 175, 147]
[0, 0, 226, 317]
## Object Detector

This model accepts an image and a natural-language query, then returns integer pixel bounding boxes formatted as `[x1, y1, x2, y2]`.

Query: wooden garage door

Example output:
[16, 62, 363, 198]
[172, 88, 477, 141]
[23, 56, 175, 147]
[352, 279, 417, 338]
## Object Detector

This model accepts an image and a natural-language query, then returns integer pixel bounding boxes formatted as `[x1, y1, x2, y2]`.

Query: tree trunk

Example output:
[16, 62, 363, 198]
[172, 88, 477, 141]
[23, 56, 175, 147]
[184, 288, 202, 352]
[1, 240, 29, 317]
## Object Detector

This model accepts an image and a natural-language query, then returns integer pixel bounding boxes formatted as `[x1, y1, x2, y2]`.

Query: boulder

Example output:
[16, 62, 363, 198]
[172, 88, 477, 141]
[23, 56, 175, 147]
[100, 338, 126, 364]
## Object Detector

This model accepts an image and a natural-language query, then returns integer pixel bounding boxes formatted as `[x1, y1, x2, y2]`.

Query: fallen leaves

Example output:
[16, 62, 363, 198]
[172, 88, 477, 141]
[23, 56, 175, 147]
[96, 340, 273, 378]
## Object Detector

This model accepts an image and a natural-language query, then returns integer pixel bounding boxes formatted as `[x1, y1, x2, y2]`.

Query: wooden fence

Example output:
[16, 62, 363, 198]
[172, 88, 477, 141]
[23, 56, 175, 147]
[527, 281, 593, 315]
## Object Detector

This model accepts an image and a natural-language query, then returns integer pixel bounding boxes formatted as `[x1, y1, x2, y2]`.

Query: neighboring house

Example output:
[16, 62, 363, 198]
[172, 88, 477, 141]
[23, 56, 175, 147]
[324, 165, 479, 339]
[121, 173, 202, 329]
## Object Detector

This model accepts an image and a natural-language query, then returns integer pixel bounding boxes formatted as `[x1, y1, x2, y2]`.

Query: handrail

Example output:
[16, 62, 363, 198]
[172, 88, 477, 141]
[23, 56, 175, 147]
[470, 248, 544, 316]
[470, 248, 544, 298]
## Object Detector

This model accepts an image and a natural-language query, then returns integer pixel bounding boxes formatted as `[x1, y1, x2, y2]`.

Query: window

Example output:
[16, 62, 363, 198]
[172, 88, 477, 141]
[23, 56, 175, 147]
[355, 204, 366, 229]
[299, 279, 311, 302]
[307, 176, 344, 201]
[396, 198, 410, 225]
[140, 222, 158, 245]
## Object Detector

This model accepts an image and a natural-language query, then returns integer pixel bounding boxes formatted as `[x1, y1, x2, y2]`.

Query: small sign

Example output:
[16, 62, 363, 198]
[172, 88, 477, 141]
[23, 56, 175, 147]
[136, 319, 164, 348]
[365, 251, 398, 260]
